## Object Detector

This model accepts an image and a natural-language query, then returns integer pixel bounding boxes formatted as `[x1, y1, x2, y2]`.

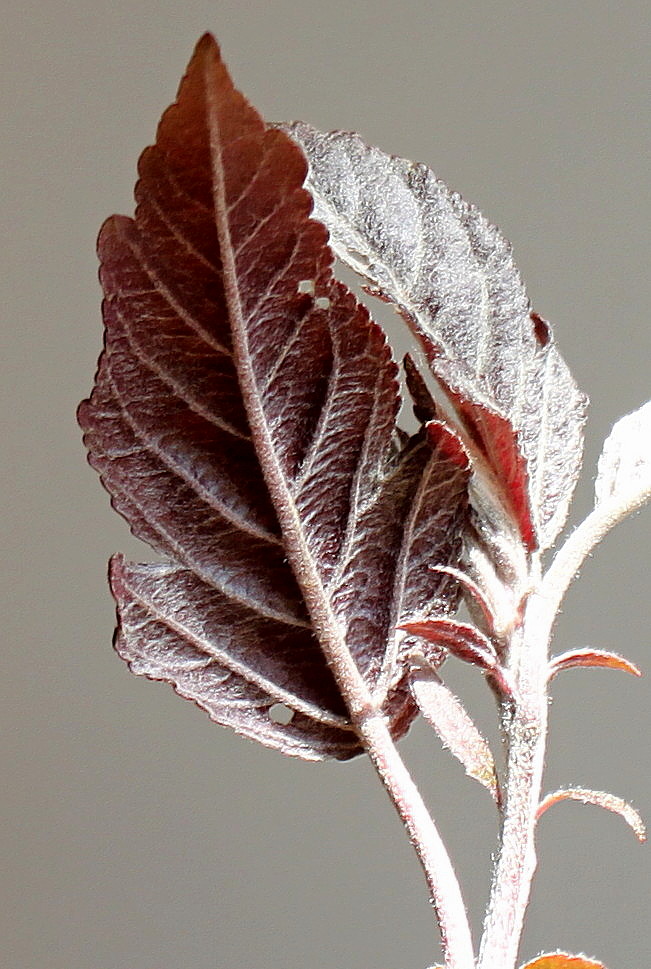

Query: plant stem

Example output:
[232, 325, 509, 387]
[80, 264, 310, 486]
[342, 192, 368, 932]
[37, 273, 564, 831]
[358, 711, 476, 969]
[477, 585, 552, 969]
[478, 485, 651, 968]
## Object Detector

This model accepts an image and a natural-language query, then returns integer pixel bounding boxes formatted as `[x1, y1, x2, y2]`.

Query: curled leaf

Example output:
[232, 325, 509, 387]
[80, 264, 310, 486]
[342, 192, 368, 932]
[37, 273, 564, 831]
[410, 664, 499, 800]
[595, 399, 651, 508]
[521, 955, 607, 969]
[548, 648, 642, 681]
[537, 788, 646, 843]
[78, 35, 470, 760]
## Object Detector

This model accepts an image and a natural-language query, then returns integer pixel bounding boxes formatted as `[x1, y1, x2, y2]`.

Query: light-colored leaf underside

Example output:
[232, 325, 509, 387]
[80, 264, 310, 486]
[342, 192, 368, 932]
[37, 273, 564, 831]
[410, 666, 498, 799]
[595, 398, 651, 508]
[283, 123, 588, 552]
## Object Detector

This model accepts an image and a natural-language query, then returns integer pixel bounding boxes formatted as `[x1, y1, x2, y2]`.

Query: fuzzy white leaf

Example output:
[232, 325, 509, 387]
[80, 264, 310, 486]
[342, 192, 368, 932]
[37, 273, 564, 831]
[283, 122, 587, 551]
[595, 399, 651, 507]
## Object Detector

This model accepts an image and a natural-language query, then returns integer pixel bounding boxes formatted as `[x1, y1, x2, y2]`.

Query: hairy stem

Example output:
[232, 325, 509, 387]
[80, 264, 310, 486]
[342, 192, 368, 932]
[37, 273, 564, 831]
[478, 486, 651, 967]
[358, 711, 475, 969]
[213, 83, 475, 963]
[477, 584, 552, 969]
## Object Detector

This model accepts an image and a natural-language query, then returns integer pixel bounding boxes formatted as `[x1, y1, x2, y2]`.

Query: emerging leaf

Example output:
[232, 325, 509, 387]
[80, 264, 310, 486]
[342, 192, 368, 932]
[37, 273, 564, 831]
[410, 664, 499, 800]
[537, 788, 646, 843]
[401, 617, 498, 671]
[428, 563, 501, 639]
[548, 648, 641, 681]
[520, 955, 607, 969]
[595, 399, 651, 507]
[78, 35, 470, 760]
[282, 123, 588, 552]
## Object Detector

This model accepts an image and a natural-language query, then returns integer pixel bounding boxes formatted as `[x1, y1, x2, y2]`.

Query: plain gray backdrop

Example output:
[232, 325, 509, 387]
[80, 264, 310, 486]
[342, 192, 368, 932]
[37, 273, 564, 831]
[2, 1, 650, 967]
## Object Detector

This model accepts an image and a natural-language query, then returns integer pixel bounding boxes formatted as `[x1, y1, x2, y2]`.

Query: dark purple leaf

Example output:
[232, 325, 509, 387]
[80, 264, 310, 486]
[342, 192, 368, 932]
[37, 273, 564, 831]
[78, 35, 470, 760]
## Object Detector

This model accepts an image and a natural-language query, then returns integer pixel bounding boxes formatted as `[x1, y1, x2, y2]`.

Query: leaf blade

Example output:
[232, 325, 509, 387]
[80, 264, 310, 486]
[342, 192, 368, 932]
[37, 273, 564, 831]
[549, 648, 642, 680]
[283, 122, 588, 550]
[111, 556, 359, 760]
[537, 787, 646, 843]
[595, 399, 651, 508]
[410, 665, 499, 799]
[79, 35, 470, 757]
[401, 617, 498, 671]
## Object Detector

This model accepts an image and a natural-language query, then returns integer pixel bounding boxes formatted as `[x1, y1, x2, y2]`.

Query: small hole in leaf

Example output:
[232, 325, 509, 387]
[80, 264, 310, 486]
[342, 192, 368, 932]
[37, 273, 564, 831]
[315, 296, 331, 310]
[269, 703, 295, 725]
[348, 248, 371, 268]
[298, 279, 315, 295]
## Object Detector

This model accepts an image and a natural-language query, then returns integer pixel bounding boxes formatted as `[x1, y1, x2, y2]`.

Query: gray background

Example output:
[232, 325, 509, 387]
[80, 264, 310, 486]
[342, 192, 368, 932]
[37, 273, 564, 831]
[2, 1, 650, 967]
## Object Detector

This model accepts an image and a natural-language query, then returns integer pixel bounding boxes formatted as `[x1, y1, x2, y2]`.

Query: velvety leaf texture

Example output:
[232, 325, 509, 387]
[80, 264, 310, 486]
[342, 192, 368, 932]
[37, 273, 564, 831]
[595, 399, 651, 507]
[537, 787, 646, 843]
[283, 123, 588, 551]
[409, 665, 499, 799]
[401, 617, 498, 671]
[78, 35, 471, 760]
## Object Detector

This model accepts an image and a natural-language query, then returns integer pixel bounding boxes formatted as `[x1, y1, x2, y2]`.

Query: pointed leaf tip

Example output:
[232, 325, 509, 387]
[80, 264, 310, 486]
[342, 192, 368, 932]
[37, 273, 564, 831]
[425, 420, 471, 470]
[80, 36, 471, 759]
[521, 955, 607, 969]
[403, 353, 439, 424]
[401, 617, 497, 671]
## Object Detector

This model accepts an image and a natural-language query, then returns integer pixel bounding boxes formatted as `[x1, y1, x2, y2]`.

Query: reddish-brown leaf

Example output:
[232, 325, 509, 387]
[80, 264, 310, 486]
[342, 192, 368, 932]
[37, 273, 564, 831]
[401, 617, 498, 671]
[549, 647, 642, 681]
[78, 35, 470, 759]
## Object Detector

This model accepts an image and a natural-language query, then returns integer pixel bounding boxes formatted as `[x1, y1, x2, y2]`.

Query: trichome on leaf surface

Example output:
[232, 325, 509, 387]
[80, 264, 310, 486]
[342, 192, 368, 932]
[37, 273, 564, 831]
[78, 33, 651, 969]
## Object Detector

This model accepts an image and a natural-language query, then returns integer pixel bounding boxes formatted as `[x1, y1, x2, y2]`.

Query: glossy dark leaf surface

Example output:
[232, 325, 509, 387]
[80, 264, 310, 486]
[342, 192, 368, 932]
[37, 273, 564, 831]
[78, 35, 470, 760]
